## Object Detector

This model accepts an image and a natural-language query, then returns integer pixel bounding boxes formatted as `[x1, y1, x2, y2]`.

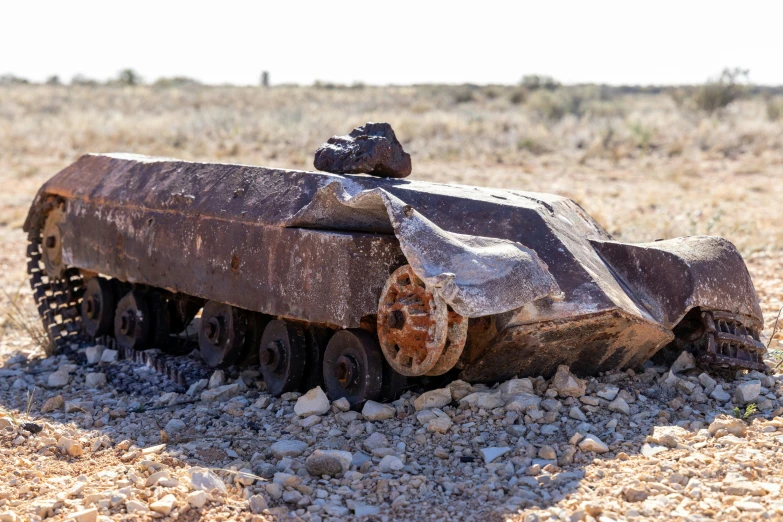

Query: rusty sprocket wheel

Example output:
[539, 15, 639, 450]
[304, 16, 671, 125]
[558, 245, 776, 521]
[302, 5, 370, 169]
[41, 204, 67, 280]
[377, 264, 448, 376]
[425, 309, 469, 376]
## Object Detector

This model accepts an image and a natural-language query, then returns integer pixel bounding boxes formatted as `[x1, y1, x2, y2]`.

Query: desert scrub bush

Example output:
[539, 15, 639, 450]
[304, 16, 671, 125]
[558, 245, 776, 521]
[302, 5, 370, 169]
[154, 76, 202, 88]
[481, 86, 503, 100]
[452, 86, 478, 104]
[115, 68, 144, 86]
[521, 74, 560, 91]
[71, 74, 99, 86]
[692, 67, 749, 114]
[516, 137, 549, 155]
[767, 97, 783, 121]
[628, 121, 654, 152]
[528, 90, 577, 121]
[0, 74, 30, 85]
[509, 88, 527, 105]
[528, 87, 604, 121]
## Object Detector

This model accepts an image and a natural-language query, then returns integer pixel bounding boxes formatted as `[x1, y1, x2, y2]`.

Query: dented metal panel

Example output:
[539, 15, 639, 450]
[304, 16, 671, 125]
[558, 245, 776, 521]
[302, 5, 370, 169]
[59, 198, 406, 328]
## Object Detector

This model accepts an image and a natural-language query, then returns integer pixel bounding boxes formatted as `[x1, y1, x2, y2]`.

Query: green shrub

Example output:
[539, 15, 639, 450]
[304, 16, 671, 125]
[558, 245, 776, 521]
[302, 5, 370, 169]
[116, 68, 144, 86]
[154, 76, 201, 88]
[767, 98, 783, 121]
[529, 89, 585, 121]
[692, 68, 748, 114]
[509, 88, 527, 105]
[71, 74, 98, 86]
[521, 75, 560, 91]
[0, 74, 30, 85]
[452, 87, 477, 104]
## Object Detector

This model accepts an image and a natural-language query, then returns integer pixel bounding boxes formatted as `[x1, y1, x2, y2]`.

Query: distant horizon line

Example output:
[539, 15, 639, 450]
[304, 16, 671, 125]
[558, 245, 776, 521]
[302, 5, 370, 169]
[3, 76, 783, 90]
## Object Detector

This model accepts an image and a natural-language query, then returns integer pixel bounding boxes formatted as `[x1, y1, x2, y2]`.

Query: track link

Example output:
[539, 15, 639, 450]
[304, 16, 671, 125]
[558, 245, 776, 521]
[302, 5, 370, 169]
[27, 223, 208, 387]
[27, 231, 84, 353]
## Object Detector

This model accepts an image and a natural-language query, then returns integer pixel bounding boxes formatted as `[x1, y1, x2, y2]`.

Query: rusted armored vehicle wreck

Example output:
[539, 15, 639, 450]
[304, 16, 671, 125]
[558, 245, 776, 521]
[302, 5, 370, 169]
[25, 149, 766, 404]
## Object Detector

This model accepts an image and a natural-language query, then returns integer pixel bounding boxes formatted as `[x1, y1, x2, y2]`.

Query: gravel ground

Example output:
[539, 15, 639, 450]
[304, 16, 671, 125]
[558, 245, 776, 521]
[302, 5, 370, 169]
[0, 249, 781, 522]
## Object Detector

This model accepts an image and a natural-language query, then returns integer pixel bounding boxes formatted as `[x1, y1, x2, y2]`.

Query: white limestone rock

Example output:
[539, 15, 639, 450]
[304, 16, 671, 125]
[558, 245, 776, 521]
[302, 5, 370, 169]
[294, 387, 330, 416]
[270, 439, 308, 459]
[735, 380, 761, 404]
[578, 434, 609, 453]
[47, 370, 70, 388]
[413, 388, 452, 411]
[84, 372, 106, 388]
[481, 446, 511, 464]
[362, 400, 396, 421]
[551, 365, 586, 398]
[608, 397, 630, 415]
[99, 349, 118, 363]
[670, 351, 696, 374]
[499, 378, 535, 399]
[84, 345, 105, 365]
[188, 467, 227, 493]
[460, 392, 505, 410]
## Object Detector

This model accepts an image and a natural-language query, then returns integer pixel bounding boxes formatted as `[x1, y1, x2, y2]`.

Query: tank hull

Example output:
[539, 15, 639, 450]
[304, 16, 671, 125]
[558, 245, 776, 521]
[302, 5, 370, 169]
[25, 153, 767, 379]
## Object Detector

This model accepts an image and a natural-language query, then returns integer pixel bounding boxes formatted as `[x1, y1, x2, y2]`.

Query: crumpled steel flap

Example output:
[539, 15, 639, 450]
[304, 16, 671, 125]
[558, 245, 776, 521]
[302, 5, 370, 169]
[287, 181, 561, 317]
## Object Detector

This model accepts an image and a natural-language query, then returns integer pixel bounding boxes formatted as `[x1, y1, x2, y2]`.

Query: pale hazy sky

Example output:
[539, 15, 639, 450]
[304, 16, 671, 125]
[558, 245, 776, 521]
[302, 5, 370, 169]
[3, 1, 782, 86]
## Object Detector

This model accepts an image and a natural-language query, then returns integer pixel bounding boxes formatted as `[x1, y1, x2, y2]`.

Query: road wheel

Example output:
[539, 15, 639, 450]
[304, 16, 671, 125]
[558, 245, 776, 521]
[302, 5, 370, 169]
[258, 319, 307, 396]
[323, 329, 383, 407]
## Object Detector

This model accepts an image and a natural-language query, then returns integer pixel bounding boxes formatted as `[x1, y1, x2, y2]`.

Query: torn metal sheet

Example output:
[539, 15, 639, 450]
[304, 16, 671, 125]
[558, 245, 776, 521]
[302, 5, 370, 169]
[287, 182, 561, 317]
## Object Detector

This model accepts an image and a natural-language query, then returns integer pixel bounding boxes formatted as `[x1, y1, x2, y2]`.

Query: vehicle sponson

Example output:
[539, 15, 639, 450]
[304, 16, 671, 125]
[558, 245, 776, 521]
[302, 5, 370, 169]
[25, 153, 767, 389]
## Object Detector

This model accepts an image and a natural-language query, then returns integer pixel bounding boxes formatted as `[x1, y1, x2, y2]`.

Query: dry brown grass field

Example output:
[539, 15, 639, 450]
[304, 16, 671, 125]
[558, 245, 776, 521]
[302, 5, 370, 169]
[1, 84, 781, 348]
[1, 84, 783, 522]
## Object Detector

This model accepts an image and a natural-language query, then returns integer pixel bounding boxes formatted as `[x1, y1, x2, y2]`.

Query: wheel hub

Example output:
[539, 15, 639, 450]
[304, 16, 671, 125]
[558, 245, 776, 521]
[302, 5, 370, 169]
[261, 340, 284, 371]
[336, 354, 358, 386]
[41, 206, 67, 279]
[205, 316, 223, 343]
[377, 265, 448, 376]
[85, 295, 98, 318]
[113, 290, 151, 351]
[119, 311, 135, 335]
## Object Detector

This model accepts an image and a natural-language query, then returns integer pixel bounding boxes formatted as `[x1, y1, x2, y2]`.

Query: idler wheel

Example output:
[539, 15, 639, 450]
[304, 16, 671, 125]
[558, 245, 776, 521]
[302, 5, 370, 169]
[425, 309, 469, 376]
[258, 319, 307, 396]
[323, 329, 383, 407]
[81, 277, 117, 338]
[114, 290, 152, 351]
[42, 205, 67, 279]
[199, 301, 249, 368]
[377, 264, 448, 376]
